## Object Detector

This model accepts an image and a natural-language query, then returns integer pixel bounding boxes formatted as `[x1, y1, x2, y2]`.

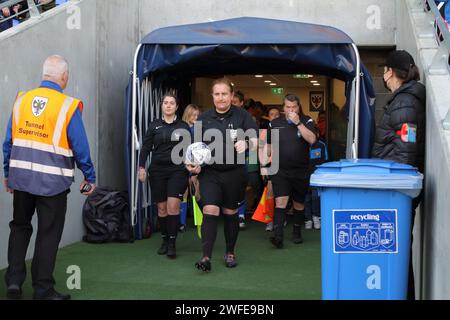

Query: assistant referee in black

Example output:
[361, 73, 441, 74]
[265, 94, 317, 248]
[186, 78, 258, 272]
[139, 93, 190, 259]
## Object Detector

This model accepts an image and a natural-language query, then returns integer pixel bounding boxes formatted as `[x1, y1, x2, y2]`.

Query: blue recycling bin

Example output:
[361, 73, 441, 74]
[310, 159, 423, 300]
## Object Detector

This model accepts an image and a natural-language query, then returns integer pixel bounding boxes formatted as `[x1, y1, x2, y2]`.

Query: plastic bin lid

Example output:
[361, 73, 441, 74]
[310, 159, 423, 198]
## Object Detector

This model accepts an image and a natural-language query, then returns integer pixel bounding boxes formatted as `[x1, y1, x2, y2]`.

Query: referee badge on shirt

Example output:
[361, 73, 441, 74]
[32, 97, 48, 117]
[172, 132, 181, 141]
[230, 130, 238, 141]
[228, 124, 238, 142]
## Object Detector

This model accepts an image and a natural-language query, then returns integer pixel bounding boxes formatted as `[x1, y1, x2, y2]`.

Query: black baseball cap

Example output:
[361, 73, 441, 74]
[380, 50, 416, 72]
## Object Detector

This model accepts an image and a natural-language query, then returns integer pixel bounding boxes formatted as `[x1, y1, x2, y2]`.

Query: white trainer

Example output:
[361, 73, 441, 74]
[305, 220, 313, 229]
[313, 216, 321, 230]
[239, 217, 246, 229]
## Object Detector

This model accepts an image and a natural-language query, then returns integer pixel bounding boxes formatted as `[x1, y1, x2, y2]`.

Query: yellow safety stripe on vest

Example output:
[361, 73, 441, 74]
[13, 93, 25, 126]
[52, 97, 74, 147]
[13, 138, 74, 157]
[9, 159, 75, 177]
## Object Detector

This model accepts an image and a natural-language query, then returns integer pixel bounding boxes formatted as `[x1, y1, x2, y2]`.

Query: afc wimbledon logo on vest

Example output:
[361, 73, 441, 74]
[32, 97, 48, 117]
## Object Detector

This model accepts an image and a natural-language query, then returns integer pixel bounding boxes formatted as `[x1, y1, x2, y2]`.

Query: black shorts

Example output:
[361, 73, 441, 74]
[149, 166, 188, 204]
[199, 166, 248, 210]
[271, 167, 310, 203]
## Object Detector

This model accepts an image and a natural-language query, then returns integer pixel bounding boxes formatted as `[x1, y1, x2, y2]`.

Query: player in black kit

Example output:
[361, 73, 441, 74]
[265, 94, 317, 248]
[139, 93, 190, 259]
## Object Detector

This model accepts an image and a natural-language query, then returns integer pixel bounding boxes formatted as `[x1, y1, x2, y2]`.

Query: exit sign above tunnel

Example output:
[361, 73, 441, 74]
[271, 88, 284, 95]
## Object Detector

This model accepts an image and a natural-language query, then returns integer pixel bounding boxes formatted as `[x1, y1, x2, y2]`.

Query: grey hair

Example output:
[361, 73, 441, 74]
[42, 55, 69, 77]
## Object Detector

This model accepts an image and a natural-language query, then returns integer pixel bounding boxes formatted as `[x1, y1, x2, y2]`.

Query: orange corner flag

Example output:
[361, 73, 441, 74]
[252, 187, 274, 223]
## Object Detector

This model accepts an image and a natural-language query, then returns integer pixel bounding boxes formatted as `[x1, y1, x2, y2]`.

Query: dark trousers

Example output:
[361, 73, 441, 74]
[304, 188, 320, 220]
[247, 171, 263, 210]
[5, 190, 68, 295]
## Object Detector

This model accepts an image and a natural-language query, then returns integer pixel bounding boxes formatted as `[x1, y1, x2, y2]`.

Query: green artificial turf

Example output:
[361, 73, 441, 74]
[0, 218, 321, 300]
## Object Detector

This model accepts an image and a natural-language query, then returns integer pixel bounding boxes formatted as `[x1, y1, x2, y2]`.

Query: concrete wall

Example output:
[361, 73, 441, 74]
[138, 0, 397, 46]
[398, 0, 450, 299]
[95, 0, 140, 189]
[0, 0, 98, 269]
[423, 76, 450, 299]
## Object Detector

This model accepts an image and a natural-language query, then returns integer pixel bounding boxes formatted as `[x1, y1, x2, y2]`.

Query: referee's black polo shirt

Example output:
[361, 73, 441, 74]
[139, 117, 190, 171]
[267, 115, 316, 170]
[196, 106, 258, 171]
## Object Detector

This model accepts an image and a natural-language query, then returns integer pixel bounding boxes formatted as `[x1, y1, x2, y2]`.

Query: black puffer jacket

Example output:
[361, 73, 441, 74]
[372, 80, 426, 172]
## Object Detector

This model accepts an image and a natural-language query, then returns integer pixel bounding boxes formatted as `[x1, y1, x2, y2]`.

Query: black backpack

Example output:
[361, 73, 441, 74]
[82, 187, 134, 243]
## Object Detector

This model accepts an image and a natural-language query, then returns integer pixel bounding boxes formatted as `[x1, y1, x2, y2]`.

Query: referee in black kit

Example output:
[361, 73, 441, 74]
[186, 78, 258, 272]
[265, 94, 317, 248]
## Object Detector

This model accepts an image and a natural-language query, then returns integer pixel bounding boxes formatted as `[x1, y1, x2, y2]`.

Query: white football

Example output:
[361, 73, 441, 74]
[185, 142, 212, 166]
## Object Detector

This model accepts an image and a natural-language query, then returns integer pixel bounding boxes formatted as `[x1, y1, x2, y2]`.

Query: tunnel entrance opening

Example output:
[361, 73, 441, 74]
[126, 17, 375, 239]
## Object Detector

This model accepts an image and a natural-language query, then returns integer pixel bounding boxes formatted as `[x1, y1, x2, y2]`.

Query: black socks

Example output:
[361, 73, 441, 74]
[224, 214, 239, 254]
[167, 215, 179, 243]
[292, 209, 304, 244]
[200, 213, 239, 260]
[201, 214, 219, 259]
[273, 207, 286, 239]
[158, 216, 168, 242]
[292, 209, 305, 228]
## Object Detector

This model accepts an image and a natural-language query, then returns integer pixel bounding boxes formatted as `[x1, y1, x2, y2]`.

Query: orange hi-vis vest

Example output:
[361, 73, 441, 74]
[8, 87, 83, 196]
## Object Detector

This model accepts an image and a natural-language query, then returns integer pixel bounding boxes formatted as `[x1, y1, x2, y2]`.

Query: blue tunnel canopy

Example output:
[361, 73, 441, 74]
[141, 16, 354, 45]
[131, 16, 375, 156]
[137, 17, 361, 82]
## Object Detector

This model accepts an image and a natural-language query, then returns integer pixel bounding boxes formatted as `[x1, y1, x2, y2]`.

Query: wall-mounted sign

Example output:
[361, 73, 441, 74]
[271, 87, 284, 95]
[310, 91, 324, 112]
